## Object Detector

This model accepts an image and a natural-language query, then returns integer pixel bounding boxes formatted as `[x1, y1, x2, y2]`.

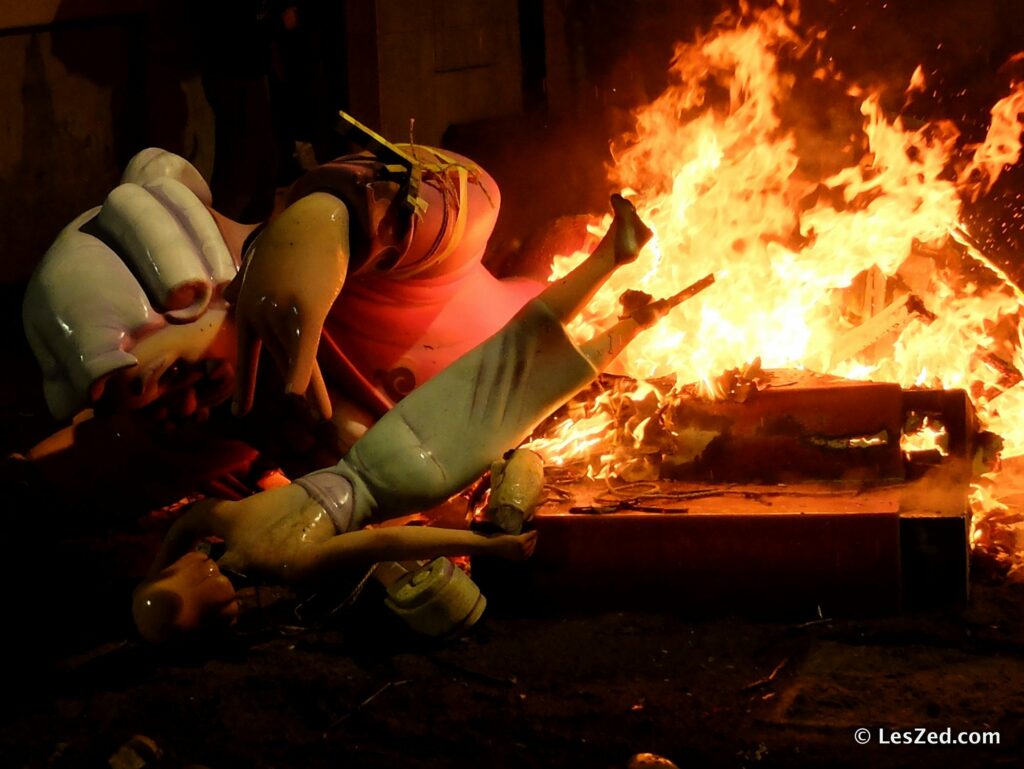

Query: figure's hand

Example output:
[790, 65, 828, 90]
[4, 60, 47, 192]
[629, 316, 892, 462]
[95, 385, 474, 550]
[486, 530, 539, 561]
[132, 551, 239, 644]
[228, 192, 351, 420]
[22, 148, 241, 423]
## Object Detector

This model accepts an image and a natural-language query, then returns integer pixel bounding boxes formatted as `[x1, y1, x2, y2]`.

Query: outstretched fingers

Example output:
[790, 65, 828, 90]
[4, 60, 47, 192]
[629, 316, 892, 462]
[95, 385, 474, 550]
[232, 318, 261, 416]
[268, 302, 333, 420]
[519, 529, 539, 560]
[492, 529, 539, 561]
[308, 361, 333, 420]
[282, 309, 325, 397]
[233, 297, 335, 420]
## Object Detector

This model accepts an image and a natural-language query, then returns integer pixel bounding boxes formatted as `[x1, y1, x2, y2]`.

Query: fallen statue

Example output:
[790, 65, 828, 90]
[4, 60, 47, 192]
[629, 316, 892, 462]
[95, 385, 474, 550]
[21, 128, 545, 505]
[132, 193, 697, 642]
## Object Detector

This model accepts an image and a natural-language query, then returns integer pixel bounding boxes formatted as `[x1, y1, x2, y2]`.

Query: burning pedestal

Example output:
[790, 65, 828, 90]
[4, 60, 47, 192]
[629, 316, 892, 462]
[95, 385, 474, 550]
[476, 373, 978, 615]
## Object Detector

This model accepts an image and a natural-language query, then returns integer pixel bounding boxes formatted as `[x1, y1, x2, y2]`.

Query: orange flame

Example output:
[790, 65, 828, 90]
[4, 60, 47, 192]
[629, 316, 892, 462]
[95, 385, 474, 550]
[526, 3, 1024, 569]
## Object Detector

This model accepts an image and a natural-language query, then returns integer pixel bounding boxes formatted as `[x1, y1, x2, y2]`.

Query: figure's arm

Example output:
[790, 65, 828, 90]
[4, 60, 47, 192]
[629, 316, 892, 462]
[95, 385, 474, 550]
[228, 192, 351, 419]
[148, 498, 233, 576]
[292, 526, 537, 583]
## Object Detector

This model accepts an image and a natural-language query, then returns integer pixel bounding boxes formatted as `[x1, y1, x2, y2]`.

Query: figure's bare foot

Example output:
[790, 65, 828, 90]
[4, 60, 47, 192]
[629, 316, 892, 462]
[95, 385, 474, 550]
[609, 194, 653, 265]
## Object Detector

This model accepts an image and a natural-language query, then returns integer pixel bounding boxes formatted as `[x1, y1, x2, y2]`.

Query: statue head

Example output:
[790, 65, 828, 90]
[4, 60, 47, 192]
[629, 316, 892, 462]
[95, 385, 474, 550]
[132, 550, 239, 644]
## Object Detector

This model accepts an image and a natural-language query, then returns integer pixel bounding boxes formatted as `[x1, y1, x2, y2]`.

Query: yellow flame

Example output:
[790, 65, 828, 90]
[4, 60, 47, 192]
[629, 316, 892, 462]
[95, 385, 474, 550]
[900, 416, 949, 456]
[540, 5, 1024, 444]
[529, 3, 1024, 570]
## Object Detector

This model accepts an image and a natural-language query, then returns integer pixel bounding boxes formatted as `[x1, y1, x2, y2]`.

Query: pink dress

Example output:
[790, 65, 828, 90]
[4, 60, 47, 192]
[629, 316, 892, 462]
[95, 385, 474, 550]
[285, 147, 543, 416]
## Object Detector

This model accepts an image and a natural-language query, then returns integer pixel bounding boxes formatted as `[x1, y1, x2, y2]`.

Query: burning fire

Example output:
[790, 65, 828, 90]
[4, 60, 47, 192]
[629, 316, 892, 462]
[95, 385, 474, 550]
[525, 2, 1024, 572]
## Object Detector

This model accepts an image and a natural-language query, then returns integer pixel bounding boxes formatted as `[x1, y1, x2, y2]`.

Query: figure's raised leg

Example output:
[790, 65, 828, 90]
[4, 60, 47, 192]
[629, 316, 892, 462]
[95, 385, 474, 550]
[578, 305, 665, 372]
[539, 194, 653, 324]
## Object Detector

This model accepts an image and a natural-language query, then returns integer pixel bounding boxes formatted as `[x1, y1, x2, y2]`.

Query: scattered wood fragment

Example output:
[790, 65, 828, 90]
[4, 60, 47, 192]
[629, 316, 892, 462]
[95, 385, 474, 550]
[325, 679, 413, 732]
[740, 657, 790, 692]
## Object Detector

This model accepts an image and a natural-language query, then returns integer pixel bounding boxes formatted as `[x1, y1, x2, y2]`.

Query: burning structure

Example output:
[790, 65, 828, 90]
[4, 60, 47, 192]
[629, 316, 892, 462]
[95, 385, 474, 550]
[13, 1, 1024, 617]
[490, 1, 1024, 604]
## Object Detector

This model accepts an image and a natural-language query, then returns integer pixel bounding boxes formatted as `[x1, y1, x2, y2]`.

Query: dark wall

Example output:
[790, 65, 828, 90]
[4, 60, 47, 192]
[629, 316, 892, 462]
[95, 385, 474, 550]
[0, 2, 212, 284]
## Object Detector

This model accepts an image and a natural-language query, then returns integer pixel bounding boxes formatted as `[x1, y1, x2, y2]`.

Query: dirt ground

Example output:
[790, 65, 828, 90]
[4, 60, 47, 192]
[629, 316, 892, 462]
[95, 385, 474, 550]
[2, 569, 1022, 769]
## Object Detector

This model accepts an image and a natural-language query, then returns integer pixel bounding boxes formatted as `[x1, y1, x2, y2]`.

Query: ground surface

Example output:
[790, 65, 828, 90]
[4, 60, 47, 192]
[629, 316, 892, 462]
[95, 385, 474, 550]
[2, 580, 1023, 769]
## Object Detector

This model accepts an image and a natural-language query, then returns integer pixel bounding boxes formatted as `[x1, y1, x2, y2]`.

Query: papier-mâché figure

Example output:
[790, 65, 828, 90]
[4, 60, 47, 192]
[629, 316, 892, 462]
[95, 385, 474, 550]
[21, 127, 548, 503]
[134, 194, 699, 643]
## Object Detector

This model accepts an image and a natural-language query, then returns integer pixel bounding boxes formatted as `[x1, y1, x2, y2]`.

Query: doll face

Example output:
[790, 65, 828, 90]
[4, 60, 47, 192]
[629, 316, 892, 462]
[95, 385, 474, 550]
[132, 551, 239, 644]
[97, 307, 238, 421]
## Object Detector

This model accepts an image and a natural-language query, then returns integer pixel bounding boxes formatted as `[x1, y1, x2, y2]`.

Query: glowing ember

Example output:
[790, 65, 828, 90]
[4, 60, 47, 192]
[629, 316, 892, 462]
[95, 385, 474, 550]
[900, 415, 949, 456]
[524, 2, 1024, 571]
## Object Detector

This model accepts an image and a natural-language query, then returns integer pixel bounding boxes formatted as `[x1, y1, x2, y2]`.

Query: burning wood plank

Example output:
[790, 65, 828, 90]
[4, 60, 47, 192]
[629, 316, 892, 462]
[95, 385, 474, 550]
[980, 351, 1024, 392]
[822, 293, 936, 369]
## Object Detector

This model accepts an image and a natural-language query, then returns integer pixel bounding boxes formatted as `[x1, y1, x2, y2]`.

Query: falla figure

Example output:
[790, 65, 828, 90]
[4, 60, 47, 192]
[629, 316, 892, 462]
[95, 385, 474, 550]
[20, 128, 545, 504]
[133, 193, 697, 643]
[19, 119, 710, 642]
